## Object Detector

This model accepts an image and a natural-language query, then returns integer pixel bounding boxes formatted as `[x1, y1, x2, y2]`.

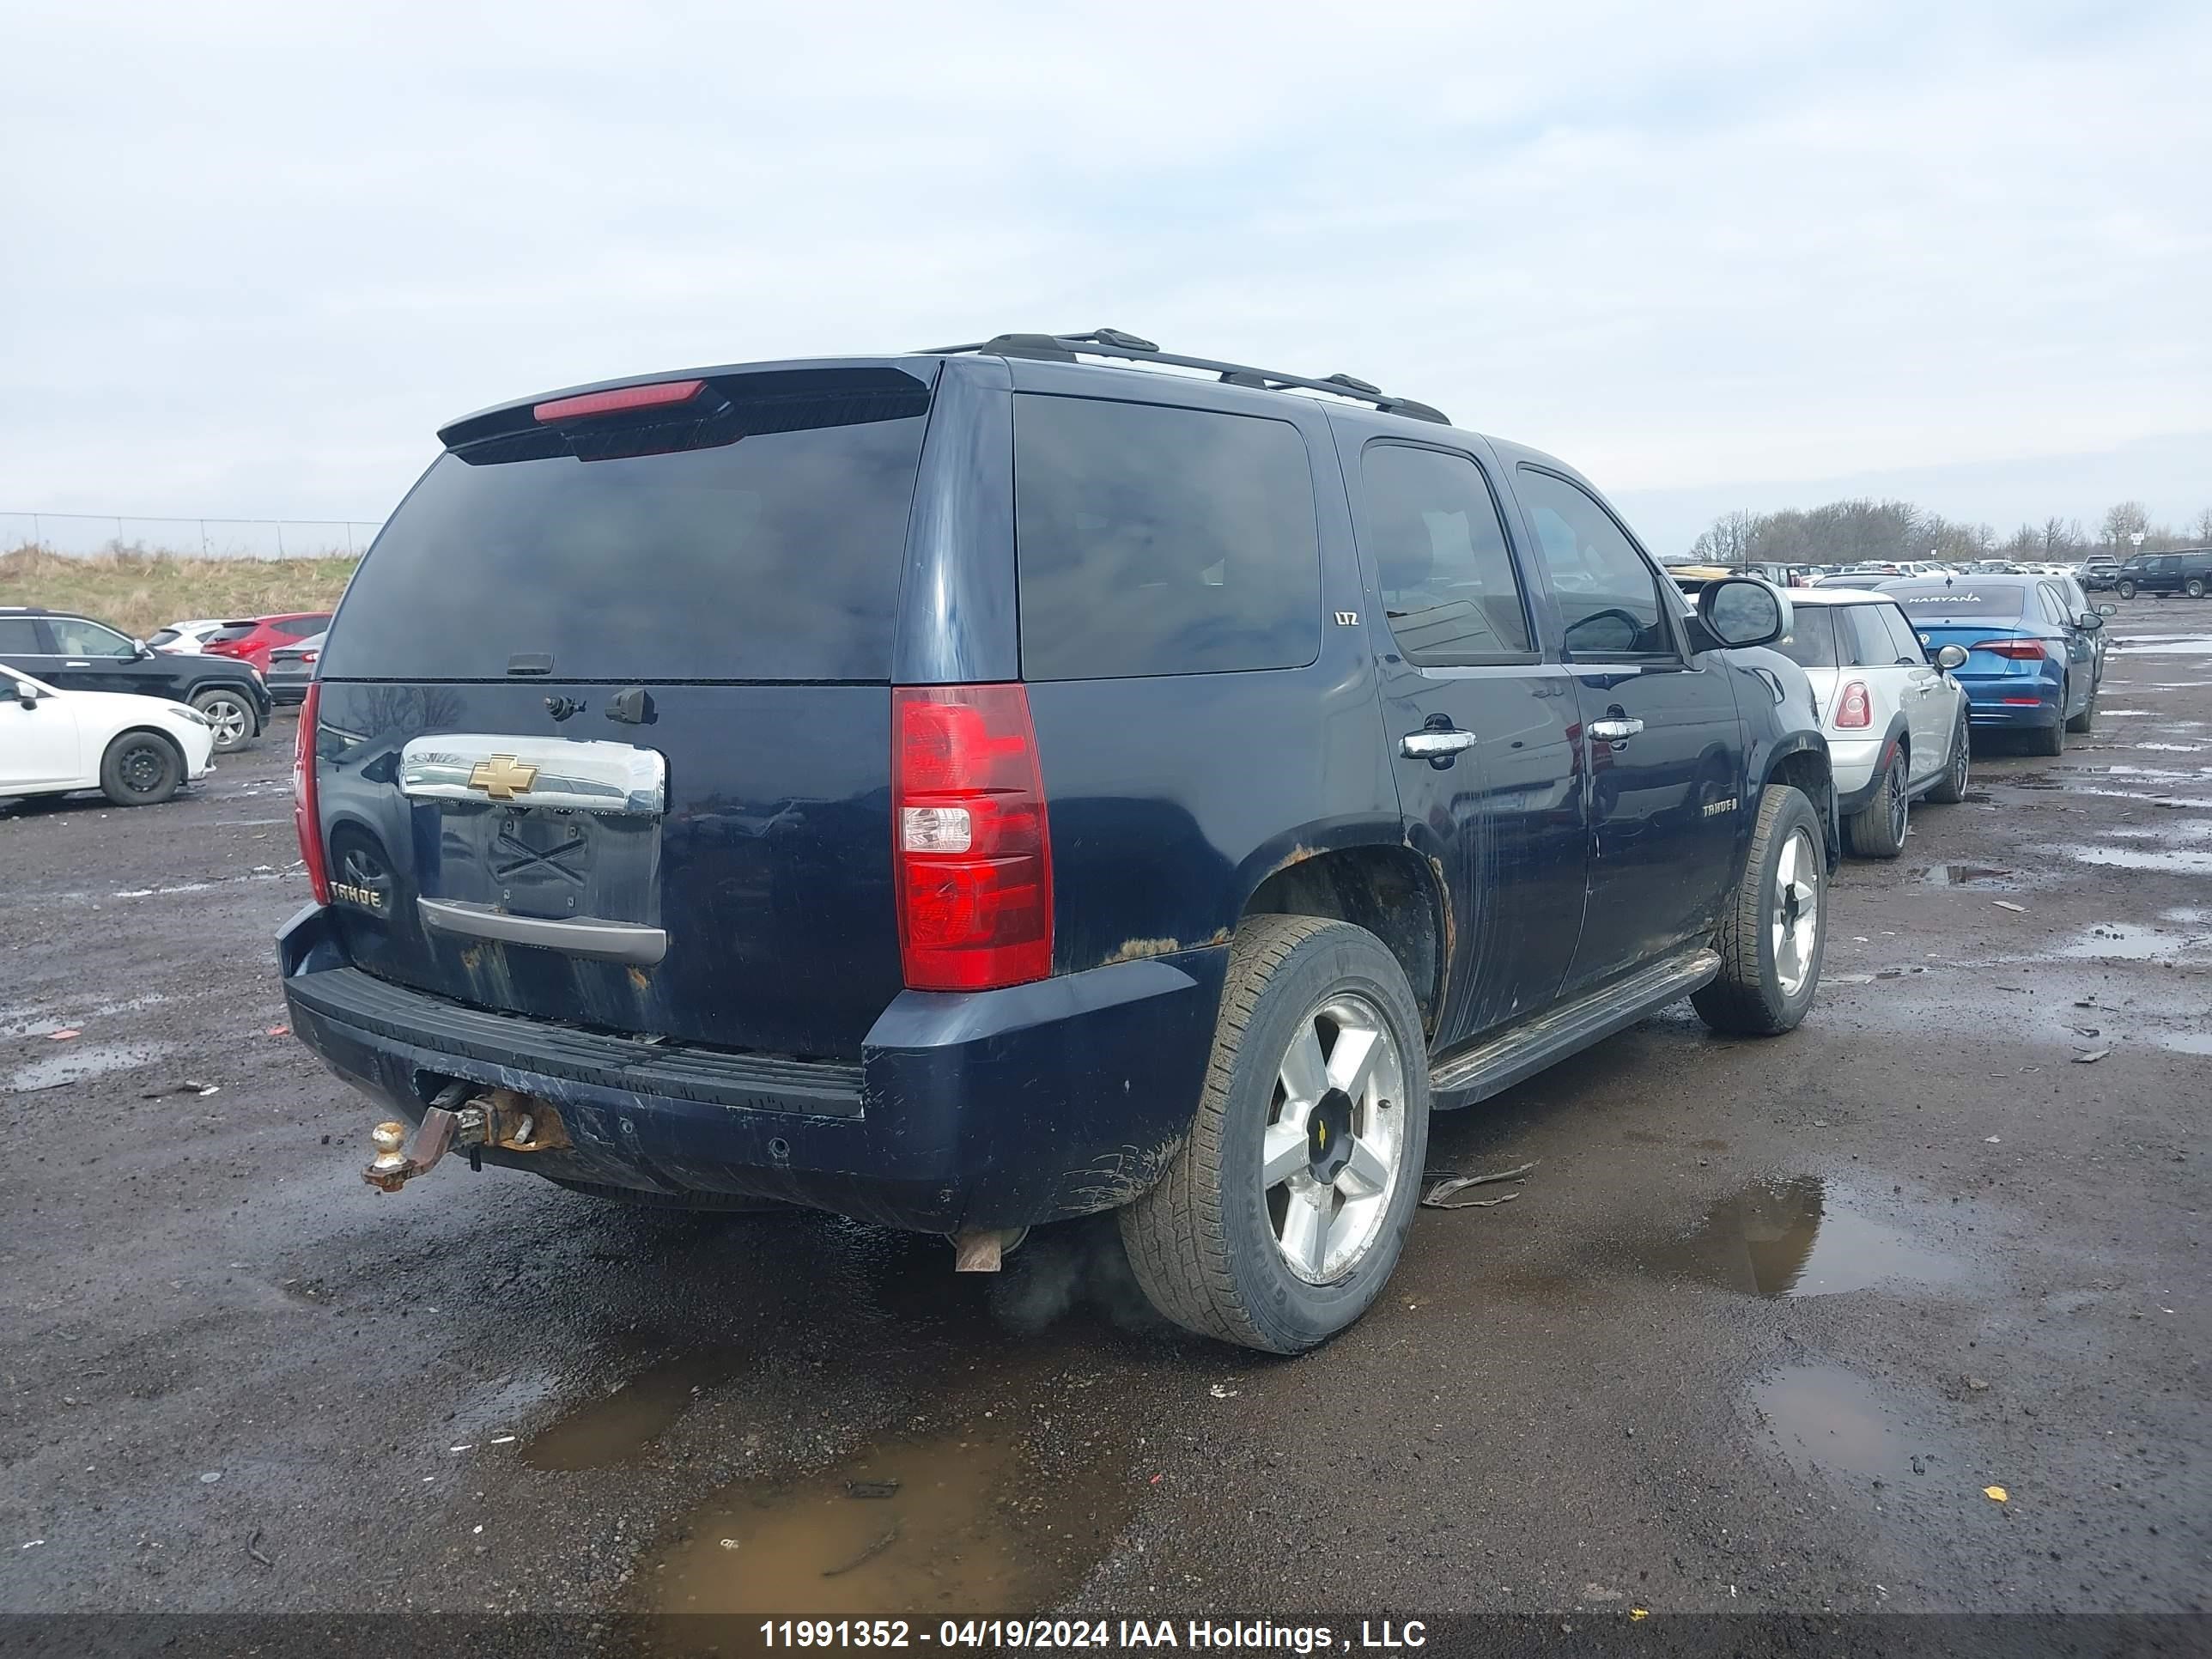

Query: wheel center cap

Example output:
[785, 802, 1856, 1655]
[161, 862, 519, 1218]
[1308, 1088, 1355, 1183]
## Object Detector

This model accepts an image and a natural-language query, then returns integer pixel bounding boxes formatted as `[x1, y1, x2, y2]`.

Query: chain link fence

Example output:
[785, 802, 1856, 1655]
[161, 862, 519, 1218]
[3, 511, 383, 559]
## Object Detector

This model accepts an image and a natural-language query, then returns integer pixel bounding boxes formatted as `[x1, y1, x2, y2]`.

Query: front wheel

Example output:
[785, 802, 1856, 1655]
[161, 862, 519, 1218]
[1692, 784, 1826, 1037]
[1119, 915, 1430, 1354]
[1844, 745, 1909, 859]
[99, 732, 183, 806]
[190, 688, 257, 752]
[1926, 711, 1972, 803]
[2115, 580, 2136, 599]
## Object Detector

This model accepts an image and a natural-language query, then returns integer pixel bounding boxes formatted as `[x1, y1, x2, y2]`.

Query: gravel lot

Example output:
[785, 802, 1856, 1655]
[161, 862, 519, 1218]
[3, 602, 2206, 1642]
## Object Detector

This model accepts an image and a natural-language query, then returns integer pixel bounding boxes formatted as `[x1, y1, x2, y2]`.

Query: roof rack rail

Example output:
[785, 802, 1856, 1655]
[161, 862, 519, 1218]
[922, 329, 1449, 425]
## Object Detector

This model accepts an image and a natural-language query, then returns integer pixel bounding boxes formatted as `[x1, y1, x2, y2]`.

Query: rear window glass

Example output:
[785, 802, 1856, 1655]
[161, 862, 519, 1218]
[1014, 396, 1321, 680]
[1887, 583, 2030, 620]
[320, 369, 932, 682]
[1770, 606, 1838, 669]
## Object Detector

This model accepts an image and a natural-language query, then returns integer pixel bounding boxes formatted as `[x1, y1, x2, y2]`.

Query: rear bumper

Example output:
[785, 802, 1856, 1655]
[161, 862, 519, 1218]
[1960, 684, 2062, 728]
[278, 904, 1225, 1233]
[267, 677, 311, 707]
[1826, 734, 1887, 814]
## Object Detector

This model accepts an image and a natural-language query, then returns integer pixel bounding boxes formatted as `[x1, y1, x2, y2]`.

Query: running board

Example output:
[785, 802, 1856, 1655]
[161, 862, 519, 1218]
[1428, 947, 1722, 1106]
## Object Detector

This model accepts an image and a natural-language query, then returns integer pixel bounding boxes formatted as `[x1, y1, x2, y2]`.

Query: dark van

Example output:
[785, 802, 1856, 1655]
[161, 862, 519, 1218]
[283, 330, 1835, 1352]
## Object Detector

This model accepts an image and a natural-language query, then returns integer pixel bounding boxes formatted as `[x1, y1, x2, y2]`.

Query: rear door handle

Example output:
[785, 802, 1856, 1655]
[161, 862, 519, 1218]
[1588, 717, 1644, 741]
[65, 660, 92, 668]
[1401, 728, 1477, 761]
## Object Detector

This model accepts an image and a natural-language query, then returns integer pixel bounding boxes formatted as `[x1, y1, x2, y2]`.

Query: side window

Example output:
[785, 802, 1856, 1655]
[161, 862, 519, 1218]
[1838, 605, 1898, 667]
[2038, 584, 2070, 627]
[1514, 468, 1671, 659]
[1879, 605, 1926, 664]
[1014, 397, 1321, 680]
[47, 618, 136, 658]
[1359, 444, 1531, 661]
[0, 617, 46, 656]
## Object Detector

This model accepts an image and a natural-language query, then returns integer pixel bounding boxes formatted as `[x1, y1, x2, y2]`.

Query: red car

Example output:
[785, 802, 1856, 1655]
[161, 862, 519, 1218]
[203, 612, 331, 675]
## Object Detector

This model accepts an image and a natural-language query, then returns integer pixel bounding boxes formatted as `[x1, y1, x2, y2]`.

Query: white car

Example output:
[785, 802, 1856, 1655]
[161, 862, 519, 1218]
[144, 618, 231, 655]
[1768, 589, 1972, 858]
[1, 664, 216, 806]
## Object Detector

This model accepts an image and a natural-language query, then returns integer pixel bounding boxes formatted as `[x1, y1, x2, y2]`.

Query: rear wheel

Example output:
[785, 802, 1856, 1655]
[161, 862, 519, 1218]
[99, 732, 183, 806]
[1119, 915, 1430, 1354]
[1693, 784, 1825, 1037]
[1844, 745, 1908, 859]
[189, 688, 255, 752]
[2028, 684, 2066, 756]
[2066, 681, 2097, 733]
[2186, 578, 2207, 599]
[1926, 711, 1971, 804]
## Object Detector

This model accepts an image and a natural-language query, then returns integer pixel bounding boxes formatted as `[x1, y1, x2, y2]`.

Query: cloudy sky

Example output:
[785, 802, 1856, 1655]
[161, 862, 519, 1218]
[3, 0, 2206, 554]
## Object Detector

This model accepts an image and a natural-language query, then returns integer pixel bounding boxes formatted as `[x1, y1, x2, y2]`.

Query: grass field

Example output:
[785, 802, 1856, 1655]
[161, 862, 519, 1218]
[0, 544, 359, 639]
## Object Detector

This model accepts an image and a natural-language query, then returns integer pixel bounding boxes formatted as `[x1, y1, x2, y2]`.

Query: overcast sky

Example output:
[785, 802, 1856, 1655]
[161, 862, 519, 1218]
[3, 0, 2206, 554]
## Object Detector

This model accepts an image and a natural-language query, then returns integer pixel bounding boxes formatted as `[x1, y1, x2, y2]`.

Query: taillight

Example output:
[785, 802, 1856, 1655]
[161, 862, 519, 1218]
[533, 380, 704, 423]
[1972, 638, 2046, 660]
[1835, 681, 1873, 728]
[294, 681, 330, 905]
[892, 684, 1053, 991]
[300, 650, 319, 664]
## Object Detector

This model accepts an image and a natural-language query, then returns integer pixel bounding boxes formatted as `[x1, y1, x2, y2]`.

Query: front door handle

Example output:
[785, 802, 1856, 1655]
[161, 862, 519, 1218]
[65, 660, 93, 668]
[1588, 717, 1644, 741]
[1401, 728, 1477, 762]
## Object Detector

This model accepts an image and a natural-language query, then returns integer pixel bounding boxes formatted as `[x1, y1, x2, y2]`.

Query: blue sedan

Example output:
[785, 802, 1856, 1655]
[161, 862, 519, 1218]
[1881, 576, 2100, 757]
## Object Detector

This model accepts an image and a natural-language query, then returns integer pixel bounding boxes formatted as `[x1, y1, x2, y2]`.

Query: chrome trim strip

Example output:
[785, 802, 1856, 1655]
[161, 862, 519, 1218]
[398, 734, 665, 815]
[416, 898, 669, 965]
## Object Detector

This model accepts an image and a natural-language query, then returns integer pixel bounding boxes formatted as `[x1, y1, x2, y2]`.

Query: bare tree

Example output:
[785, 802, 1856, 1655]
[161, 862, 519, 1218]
[2100, 501, 2151, 550]
[2195, 507, 2212, 544]
[1690, 509, 1760, 566]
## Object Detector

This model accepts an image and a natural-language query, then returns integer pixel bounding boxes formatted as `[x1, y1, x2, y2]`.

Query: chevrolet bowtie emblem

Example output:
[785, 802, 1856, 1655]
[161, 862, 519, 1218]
[466, 756, 539, 800]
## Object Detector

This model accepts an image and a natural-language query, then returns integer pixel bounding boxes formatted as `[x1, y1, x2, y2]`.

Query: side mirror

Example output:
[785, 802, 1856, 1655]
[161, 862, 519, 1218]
[12, 680, 40, 708]
[1698, 576, 1788, 648]
[2096, 603, 2118, 617]
[2076, 612, 2103, 632]
[134, 641, 156, 660]
[1935, 644, 1970, 672]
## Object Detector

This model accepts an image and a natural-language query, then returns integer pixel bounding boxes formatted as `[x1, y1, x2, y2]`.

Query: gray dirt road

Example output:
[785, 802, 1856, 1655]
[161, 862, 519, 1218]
[3, 602, 2206, 1641]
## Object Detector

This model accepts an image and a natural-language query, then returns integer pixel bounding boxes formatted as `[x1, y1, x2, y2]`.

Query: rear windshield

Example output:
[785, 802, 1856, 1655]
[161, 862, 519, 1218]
[320, 368, 932, 682]
[1770, 606, 1838, 669]
[1887, 583, 2030, 621]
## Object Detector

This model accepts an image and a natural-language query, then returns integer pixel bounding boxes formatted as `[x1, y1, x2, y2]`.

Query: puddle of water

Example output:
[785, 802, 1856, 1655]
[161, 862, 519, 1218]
[2054, 842, 2212, 875]
[6, 1041, 170, 1092]
[647, 1428, 1134, 1620]
[1643, 1176, 1960, 1298]
[524, 1348, 750, 1471]
[1755, 1364, 1912, 1480]
[2053, 922, 2210, 963]
[2112, 636, 2212, 656]
[1909, 864, 2020, 890]
[2134, 743, 2210, 753]
[2148, 1031, 2212, 1055]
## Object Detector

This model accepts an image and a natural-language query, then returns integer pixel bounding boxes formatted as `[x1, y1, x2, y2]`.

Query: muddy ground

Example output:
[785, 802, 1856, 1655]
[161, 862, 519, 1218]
[3, 602, 2206, 1643]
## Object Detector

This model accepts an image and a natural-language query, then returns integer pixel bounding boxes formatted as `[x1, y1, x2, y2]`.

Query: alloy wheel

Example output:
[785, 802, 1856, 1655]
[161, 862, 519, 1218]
[1771, 828, 1820, 998]
[1886, 757, 1907, 846]
[1261, 993, 1406, 1285]
[198, 696, 248, 749]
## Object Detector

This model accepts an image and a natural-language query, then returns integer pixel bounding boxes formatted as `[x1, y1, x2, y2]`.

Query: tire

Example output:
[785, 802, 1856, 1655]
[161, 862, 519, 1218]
[2028, 686, 2066, 757]
[2066, 682, 2096, 734]
[2115, 580, 2136, 599]
[1925, 711, 1972, 804]
[190, 688, 257, 753]
[1118, 915, 1431, 1354]
[98, 732, 183, 806]
[1844, 744, 1909, 859]
[2186, 578, 2207, 600]
[1692, 784, 1826, 1037]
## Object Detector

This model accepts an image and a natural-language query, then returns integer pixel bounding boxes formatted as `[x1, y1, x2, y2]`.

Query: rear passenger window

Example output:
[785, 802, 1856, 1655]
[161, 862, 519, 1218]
[1839, 605, 1900, 666]
[1359, 444, 1531, 660]
[1015, 397, 1321, 680]
[0, 617, 43, 655]
[1515, 469, 1673, 659]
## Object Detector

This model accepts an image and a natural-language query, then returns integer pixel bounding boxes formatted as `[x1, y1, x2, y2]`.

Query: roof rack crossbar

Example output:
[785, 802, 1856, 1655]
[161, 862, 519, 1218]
[921, 329, 1449, 424]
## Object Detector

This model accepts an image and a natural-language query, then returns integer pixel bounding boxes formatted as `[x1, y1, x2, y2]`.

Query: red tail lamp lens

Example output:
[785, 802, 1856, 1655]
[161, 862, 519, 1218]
[532, 380, 705, 423]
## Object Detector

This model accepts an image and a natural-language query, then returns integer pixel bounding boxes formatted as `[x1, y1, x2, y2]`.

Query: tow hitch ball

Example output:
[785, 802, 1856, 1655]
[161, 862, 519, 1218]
[364, 1084, 568, 1193]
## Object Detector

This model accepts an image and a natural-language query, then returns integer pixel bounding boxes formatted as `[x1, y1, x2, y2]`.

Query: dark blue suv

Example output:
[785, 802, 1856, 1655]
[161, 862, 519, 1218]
[280, 331, 1836, 1352]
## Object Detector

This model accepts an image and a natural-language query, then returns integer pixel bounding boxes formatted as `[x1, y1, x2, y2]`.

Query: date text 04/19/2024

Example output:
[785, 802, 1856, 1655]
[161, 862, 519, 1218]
[754, 1620, 1429, 1650]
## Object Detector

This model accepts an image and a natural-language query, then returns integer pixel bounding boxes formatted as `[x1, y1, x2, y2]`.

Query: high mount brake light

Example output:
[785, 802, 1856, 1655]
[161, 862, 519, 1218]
[532, 380, 706, 423]
[1972, 638, 2047, 660]
[1836, 681, 1873, 729]
[892, 684, 1053, 992]
[294, 681, 330, 905]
